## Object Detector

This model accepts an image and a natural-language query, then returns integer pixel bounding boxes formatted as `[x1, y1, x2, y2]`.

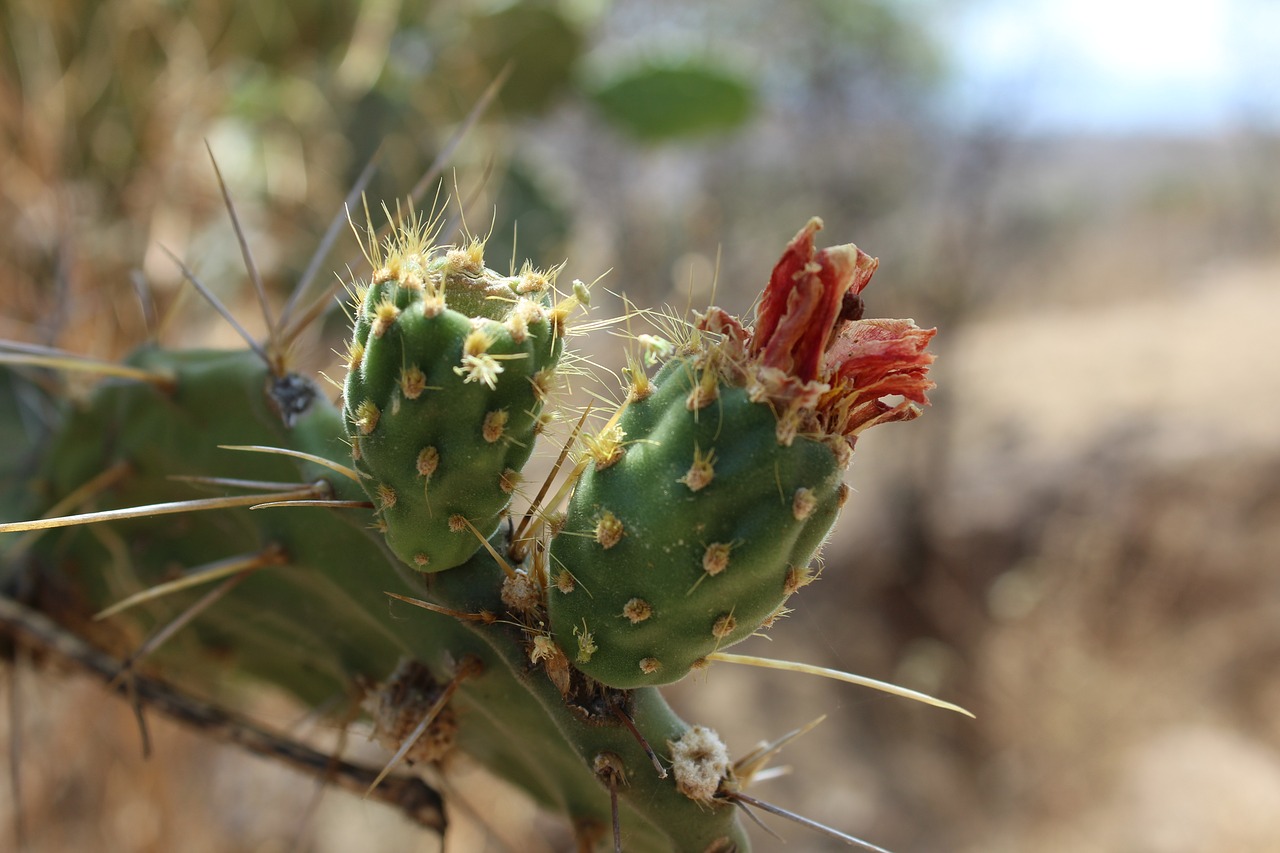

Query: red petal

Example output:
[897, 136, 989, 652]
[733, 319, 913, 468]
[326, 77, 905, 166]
[751, 219, 879, 384]
[752, 218, 821, 359]
[826, 319, 937, 433]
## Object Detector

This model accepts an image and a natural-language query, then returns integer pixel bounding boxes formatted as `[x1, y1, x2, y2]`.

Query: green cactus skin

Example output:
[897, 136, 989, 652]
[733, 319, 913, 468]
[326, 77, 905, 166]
[342, 239, 565, 573]
[8, 348, 749, 853]
[0, 367, 54, 525]
[547, 356, 844, 688]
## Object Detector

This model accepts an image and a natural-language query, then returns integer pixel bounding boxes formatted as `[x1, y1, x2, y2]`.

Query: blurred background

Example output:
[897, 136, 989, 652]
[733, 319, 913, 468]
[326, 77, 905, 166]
[3, 0, 1280, 850]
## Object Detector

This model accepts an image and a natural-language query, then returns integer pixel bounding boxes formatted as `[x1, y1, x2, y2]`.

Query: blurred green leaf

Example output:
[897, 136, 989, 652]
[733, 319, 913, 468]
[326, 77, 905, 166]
[472, 4, 584, 114]
[588, 62, 755, 142]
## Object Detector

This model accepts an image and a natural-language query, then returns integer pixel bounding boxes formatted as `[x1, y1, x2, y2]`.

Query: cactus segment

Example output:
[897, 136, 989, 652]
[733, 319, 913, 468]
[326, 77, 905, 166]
[547, 360, 844, 687]
[548, 218, 937, 688]
[342, 233, 565, 573]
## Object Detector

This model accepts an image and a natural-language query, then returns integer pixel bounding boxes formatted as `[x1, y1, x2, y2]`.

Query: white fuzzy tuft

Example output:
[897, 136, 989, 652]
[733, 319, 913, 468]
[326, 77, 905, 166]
[670, 725, 731, 802]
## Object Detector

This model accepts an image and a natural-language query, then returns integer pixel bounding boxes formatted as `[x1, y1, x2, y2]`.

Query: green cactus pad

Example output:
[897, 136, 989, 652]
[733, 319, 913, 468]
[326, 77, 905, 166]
[342, 241, 564, 572]
[548, 356, 845, 688]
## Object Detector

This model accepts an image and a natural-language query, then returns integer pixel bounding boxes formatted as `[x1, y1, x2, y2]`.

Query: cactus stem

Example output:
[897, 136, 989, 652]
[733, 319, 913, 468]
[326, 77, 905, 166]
[95, 546, 287, 620]
[365, 655, 483, 797]
[218, 445, 362, 483]
[0, 351, 174, 388]
[0, 598, 450, 831]
[108, 568, 262, 692]
[722, 792, 893, 853]
[610, 702, 668, 779]
[704, 652, 974, 718]
[0, 483, 328, 534]
[384, 592, 497, 625]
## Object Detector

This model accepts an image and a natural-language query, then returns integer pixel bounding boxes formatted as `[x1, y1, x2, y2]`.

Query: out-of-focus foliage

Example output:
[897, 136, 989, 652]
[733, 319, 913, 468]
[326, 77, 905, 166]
[0, 0, 955, 347]
[588, 61, 755, 141]
[470, 3, 585, 114]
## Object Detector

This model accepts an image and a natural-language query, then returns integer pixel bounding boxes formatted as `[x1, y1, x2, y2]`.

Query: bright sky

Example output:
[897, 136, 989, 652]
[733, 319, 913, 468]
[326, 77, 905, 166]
[946, 0, 1280, 132]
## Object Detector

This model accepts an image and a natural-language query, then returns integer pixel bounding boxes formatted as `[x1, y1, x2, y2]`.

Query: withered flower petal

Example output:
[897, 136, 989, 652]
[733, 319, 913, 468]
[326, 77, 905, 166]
[743, 218, 935, 446]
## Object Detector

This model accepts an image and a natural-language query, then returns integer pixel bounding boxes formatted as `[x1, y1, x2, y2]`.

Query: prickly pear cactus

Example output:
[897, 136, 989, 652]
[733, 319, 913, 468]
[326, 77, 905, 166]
[342, 221, 569, 572]
[1, 203, 951, 852]
[548, 218, 936, 687]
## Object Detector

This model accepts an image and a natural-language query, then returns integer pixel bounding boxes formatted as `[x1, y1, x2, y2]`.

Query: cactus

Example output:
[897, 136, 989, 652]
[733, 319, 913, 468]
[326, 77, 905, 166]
[341, 216, 568, 572]
[547, 218, 936, 688]
[1, 194, 956, 851]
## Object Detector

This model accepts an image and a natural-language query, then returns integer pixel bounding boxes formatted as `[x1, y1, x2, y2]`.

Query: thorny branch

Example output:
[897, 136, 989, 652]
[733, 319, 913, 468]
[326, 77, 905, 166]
[0, 595, 447, 835]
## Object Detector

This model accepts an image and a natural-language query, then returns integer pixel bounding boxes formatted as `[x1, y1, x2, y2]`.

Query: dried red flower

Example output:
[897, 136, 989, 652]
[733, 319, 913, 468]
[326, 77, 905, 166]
[702, 217, 936, 453]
